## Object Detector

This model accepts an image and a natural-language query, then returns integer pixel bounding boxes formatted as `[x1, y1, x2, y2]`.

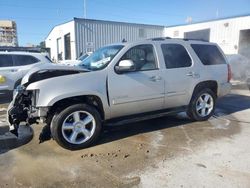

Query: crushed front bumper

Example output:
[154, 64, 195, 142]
[7, 87, 35, 136]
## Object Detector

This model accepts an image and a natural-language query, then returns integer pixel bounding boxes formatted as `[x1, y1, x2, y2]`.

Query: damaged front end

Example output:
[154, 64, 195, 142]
[7, 65, 88, 137]
[8, 86, 41, 137]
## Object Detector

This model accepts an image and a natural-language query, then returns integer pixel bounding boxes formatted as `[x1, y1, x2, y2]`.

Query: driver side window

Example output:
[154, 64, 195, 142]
[121, 44, 157, 71]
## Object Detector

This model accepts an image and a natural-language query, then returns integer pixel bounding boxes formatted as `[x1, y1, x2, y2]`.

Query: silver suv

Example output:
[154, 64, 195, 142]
[0, 51, 52, 94]
[7, 38, 231, 150]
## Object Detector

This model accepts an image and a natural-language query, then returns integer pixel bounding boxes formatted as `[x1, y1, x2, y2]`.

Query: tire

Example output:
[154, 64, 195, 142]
[51, 104, 102, 150]
[187, 88, 216, 121]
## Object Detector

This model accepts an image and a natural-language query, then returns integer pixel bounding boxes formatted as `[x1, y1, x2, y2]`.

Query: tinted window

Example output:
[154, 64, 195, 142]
[161, 44, 192, 69]
[121, 44, 157, 71]
[13, 55, 39, 66]
[191, 44, 226, 65]
[0, 55, 13, 67]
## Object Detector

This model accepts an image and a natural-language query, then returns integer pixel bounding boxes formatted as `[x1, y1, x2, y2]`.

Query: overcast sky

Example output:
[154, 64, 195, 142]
[0, 0, 250, 46]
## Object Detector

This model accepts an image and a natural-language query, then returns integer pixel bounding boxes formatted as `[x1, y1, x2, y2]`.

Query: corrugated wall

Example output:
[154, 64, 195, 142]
[74, 18, 164, 58]
[164, 16, 250, 54]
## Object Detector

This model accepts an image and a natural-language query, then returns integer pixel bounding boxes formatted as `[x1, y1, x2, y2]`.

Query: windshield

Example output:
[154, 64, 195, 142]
[79, 45, 124, 71]
[77, 54, 89, 61]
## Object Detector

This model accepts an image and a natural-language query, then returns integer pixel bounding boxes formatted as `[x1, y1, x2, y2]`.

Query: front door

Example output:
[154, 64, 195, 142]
[108, 44, 165, 118]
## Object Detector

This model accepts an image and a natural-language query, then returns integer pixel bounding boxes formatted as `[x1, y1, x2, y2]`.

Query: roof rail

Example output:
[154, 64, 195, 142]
[175, 38, 209, 42]
[147, 37, 209, 42]
[0, 46, 41, 53]
[148, 37, 172, 41]
[186, 38, 209, 42]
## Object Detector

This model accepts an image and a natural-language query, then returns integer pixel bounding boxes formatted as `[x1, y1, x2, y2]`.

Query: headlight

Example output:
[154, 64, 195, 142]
[32, 89, 40, 106]
[0, 75, 6, 84]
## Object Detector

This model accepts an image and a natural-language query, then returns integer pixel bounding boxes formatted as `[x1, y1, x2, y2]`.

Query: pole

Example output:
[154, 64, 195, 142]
[84, 0, 87, 18]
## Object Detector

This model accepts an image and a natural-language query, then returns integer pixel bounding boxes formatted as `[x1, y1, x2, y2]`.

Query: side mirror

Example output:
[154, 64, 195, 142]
[115, 60, 136, 73]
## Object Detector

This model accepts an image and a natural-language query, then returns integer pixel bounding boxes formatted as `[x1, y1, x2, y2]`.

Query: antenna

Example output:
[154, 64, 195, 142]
[84, 0, 87, 18]
[216, 8, 219, 18]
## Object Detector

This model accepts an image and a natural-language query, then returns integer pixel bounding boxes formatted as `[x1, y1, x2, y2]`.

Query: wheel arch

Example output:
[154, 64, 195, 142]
[14, 78, 22, 89]
[191, 80, 218, 101]
[48, 95, 105, 122]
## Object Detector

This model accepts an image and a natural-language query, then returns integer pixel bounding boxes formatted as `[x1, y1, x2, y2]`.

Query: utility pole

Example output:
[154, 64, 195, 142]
[84, 0, 87, 18]
[216, 8, 219, 18]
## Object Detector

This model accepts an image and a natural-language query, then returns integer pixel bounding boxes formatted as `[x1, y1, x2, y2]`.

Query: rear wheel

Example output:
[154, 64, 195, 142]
[51, 104, 102, 150]
[187, 88, 216, 121]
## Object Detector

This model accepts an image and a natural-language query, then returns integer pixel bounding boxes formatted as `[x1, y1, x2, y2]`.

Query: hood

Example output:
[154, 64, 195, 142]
[21, 63, 89, 86]
[58, 60, 81, 66]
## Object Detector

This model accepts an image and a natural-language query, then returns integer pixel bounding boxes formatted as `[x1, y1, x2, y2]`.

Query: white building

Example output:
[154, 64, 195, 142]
[0, 20, 18, 47]
[164, 15, 250, 57]
[46, 15, 250, 62]
[45, 18, 164, 62]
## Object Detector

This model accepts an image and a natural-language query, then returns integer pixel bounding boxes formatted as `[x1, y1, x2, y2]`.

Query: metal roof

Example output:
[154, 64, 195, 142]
[73, 17, 165, 28]
[166, 14, 250, 28]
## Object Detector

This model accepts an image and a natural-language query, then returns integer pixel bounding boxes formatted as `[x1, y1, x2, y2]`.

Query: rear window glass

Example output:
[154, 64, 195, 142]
[161, 44, 192, 69]
[13, 55, 39, 66]
[0, 55, 13, 67]
[191, 44, 226, 65]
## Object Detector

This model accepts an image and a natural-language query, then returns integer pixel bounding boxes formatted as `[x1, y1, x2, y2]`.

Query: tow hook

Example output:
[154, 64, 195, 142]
[9, 118, 38, 137]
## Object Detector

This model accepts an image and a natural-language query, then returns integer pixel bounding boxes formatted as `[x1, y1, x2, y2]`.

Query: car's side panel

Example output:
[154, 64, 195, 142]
[107, 42, 165, 118]
[26, 71, 111, 119]
[108, 70, 165, 118]
[156, 41, 203, 108]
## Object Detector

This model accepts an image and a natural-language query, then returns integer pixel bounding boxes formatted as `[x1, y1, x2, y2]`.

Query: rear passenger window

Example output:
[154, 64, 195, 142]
[161, 44, 192, 69]
[13, 55, 39, 66]
[0, 55, 13, 67]
[191, 44, 226, 65]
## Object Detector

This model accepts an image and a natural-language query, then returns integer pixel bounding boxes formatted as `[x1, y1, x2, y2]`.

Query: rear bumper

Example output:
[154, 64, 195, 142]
[218, 82, 231, 97]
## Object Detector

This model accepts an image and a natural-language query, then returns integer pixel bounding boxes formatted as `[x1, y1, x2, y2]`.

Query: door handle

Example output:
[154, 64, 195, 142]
[10, 69, 18, 72]
[149, 76, 162, 82]
[186, 72, 200, 78]
[186, 72, 194, 76]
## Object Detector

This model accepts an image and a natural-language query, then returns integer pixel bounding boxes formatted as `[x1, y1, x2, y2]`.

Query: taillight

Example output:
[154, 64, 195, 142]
[227, 64, 232, 82]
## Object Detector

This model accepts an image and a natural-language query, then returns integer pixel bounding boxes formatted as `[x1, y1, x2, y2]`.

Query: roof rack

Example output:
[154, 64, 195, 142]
[182, 38, 209, 42]
[149, 37, 172, 41]
[148, 37, 208, 42]
[0, 46, 41, 53]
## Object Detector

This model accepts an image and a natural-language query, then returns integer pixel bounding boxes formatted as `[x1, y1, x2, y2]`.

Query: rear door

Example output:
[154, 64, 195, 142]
[12, 54, 40, 76]
[0, 54, 19, 90]
[108, 44, 165, 118]
[160, 42, 199, 108]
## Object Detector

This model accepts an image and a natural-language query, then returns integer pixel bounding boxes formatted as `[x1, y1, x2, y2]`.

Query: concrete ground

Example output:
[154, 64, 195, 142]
[0, 88, 250, 188]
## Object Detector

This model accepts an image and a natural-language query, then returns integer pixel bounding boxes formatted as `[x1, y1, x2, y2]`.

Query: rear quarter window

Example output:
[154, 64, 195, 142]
[191, 44, 226, 65]
[0, 55, 13, 67]
[13, 55, 39, 66]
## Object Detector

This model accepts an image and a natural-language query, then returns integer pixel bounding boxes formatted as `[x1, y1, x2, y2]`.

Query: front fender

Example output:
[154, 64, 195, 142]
[26, 71, 110, 118]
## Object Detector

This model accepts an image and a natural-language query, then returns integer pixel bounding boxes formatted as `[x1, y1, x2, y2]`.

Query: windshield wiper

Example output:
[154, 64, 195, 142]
[79, 64, 91, 71]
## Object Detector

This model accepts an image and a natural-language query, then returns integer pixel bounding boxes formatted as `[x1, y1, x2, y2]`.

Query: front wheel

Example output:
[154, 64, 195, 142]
[187, 89, 216, 121]
[51, 104, 102, 150]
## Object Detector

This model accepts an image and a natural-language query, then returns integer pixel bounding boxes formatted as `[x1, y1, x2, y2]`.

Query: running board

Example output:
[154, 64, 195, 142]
[105, 106, 187, 126]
